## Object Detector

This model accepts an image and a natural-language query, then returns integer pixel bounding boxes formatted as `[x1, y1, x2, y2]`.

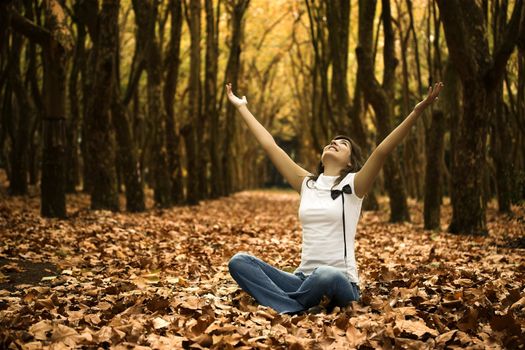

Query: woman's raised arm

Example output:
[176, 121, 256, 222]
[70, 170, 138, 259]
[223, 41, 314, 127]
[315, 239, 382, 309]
[226, 83, 311, 193]
[354, 82, 444, 198]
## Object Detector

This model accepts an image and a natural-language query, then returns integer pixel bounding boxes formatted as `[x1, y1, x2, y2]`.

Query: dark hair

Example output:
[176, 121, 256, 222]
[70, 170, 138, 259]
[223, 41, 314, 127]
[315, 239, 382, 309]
[306, 135, 364, 190]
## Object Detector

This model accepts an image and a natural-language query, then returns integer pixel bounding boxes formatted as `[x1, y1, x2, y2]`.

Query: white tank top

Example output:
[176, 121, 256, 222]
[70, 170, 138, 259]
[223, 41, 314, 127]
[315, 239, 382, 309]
[295, 172, 363, 283]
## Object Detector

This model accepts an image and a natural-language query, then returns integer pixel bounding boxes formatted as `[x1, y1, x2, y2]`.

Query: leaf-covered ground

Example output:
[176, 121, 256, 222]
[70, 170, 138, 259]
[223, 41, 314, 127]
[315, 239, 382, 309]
[0, 186, 524, 349]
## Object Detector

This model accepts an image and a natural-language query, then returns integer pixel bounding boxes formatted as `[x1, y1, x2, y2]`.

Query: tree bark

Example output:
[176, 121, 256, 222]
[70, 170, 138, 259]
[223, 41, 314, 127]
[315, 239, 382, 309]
[305, 0, 333, 147]
[221, 0, 250, 196]
[437, 0, 523, 234]
[356, 0, 410, 222]
[326, 0, 350, 129]
[7, 32, 31, 196]
[6, 0, 72, 217]
[88, 0, 147, 212]
[66, 18, 85, 193]
[424, 110, 445, 230]
[185, 0, 203, 204]
[517, 52, 525, 203]
[149, 8, 173, 208]
[423, 0, 445, 230]
[26, 46, 42, 187]
[490, 0, 515, 214]
[84, 0, 120, 211]
[352, 65, 379, 211]
[131, 0, 172, 207]
[111, 95, 146, 212]
[164, 0, 184, 204]
[206, 0, 222, 199]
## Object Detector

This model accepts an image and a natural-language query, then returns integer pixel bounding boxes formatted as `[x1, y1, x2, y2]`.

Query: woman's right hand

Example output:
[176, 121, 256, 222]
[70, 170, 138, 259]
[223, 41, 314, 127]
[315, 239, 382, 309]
[226, 83, 248, 109]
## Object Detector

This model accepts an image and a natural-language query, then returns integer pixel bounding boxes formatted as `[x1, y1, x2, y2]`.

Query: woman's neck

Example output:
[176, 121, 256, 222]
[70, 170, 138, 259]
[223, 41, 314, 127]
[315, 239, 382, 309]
[323, 164, 344, 176]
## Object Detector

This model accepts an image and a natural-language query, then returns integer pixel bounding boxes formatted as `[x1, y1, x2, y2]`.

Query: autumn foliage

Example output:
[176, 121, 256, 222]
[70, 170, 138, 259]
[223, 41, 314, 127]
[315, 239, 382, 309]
[0, 187, 524, 349]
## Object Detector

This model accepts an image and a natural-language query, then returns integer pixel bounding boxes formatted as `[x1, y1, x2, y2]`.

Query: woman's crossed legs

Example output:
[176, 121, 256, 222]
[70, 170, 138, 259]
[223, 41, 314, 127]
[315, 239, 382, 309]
[228, 252, 360, 314]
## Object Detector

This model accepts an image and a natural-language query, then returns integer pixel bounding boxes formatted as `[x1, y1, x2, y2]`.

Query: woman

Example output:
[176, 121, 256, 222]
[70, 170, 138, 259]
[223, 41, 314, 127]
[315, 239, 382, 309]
[226, 82, 443, 314]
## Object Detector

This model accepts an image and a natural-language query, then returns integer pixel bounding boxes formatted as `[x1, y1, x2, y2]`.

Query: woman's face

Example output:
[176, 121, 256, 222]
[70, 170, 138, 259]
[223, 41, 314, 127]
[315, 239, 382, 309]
[321, 138, 352, 167]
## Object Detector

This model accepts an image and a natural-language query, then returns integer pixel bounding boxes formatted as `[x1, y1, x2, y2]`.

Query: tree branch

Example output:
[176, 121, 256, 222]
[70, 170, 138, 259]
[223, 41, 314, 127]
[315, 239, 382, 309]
[519, 2, 525, 51]
[381, 0, 397, 92]
[8, 6, 51, 46]
[488, 0, 524, 87]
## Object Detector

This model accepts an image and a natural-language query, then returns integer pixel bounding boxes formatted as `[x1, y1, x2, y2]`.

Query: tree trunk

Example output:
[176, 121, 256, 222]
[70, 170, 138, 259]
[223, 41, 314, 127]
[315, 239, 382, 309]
[424, 110, 445, 230]
[397, 13, 416, 199]
[517, 52, 525, 202]
[221, 0, 250, 196]
[442, 62, 461, 207]
[66, 21, 85, 193]
[490, 1, 515, 214]
[437, 0, 523, 234]
[326, 0, 350, 129]
[491, 89, 513, 213]
[6, 0, 71, 216]
[40, 50, 68, 216]
[111, 97, 146, 212]
[352, 66, 379, 211]
[305, 0, 333, 146]
[40, 1, 72, 217]
[98, 0, 146, 212]
[1, 85, 12, 184]
[131, 0, 172, 208]
[8, 32, 31, 196]
[356, 0, 410, 222]
[185, 0, 203, 204]
[423, 0, 445, 230]
[84, 0, 119, 211]
[206, 0, 222, 199]
[449, 80, 491, 235]
[26, 37, 43, 188]
[148, 15, 172, 208]
[164, 0, 184, 204]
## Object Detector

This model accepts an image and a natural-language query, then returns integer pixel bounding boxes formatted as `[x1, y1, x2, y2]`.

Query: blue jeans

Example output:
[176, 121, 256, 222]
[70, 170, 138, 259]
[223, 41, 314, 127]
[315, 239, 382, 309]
[228, 252, 360, 314]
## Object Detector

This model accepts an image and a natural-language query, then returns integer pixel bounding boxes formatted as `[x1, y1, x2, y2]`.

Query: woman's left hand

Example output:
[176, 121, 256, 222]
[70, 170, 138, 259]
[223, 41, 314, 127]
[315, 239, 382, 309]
[226, 83, 248, 109]
[414, 82, 444, 112]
